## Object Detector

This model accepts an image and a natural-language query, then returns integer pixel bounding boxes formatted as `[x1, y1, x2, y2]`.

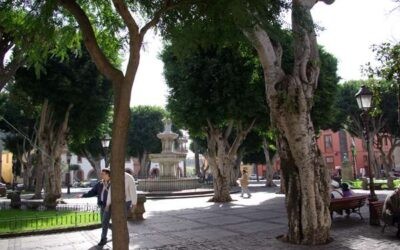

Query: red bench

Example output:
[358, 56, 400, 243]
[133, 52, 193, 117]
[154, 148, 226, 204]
[330, 195, 368, 220]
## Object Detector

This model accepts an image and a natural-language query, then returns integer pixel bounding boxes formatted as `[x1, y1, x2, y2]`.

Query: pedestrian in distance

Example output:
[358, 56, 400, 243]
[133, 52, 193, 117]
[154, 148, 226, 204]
[238, 169, 251, 198]
[80, 168, 111, 246]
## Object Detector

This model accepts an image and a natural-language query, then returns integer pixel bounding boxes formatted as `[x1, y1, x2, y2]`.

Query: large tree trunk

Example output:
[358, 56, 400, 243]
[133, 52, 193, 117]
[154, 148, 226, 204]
[229, 150, 242, 186]
[194, 141, 201, 176]
[37, 100, 72, 208]
[138, 151, 149, 178]
[33, 163, 44, 199]
[206, 129, 232, 202]
[262, 138, 276, 187]
[57, 0, 185, 248]
[243, 0, 334, 244]
[376, 135, 399, 177]
[110, 76, 134, 249]
[206, 120, 255, 202]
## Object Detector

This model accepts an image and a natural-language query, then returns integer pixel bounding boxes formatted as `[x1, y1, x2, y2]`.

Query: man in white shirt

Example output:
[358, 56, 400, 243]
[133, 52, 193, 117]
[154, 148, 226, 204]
[124, 171, 137, 213]
[106, 171, 137, 216]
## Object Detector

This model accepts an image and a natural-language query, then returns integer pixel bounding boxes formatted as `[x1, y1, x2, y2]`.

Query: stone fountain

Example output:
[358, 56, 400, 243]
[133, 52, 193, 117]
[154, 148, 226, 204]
[137, 118, 201, 192]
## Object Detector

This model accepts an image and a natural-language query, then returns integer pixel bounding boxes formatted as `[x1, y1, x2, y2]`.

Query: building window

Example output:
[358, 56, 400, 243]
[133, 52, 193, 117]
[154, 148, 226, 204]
[324, 135, 333, 152]
[326, 156, 334, 163]
[325, 156, 334, 168]
[77, 155, 82, 163]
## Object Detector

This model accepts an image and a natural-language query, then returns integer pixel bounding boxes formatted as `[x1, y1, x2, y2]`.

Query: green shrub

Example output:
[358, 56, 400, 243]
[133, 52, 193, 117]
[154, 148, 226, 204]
[394, 179, 400, 188]
[0, 210, 100, 235]
[348, 180, 363, 189]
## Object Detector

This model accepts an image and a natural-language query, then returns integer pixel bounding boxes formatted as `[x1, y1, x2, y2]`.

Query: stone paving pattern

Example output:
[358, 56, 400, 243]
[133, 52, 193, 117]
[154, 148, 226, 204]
[0, 184, 399, 249]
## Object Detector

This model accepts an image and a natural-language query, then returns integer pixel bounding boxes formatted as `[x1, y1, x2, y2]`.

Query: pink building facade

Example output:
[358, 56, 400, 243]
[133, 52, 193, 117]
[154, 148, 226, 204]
[317, 129, 392, 178]
[253, 129, 396, 178]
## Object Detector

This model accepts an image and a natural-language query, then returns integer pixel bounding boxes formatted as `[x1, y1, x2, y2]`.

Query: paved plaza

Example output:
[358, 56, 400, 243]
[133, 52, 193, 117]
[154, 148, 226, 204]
[0, 184, 399, 250]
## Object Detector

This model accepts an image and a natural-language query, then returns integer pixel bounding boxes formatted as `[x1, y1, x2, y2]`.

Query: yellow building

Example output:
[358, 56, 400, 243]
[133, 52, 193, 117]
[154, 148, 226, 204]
[1, 151, 13, 183]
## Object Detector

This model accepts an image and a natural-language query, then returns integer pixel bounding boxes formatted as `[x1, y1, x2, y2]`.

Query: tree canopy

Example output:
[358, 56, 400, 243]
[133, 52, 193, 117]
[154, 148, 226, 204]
[14, 48, 113, 144]
[162, 44, 267, 135]
[127, 105, 165, 175]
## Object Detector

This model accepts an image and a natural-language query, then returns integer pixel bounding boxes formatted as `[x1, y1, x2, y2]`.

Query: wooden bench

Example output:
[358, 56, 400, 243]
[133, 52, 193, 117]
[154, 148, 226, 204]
[330, 195, 368, 220]
[370, 200, 400, 238]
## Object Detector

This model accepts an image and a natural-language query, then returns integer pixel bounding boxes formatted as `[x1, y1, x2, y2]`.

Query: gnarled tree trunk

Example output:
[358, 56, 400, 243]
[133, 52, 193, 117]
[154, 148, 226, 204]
[229, 150, 242, 186]
[262, 138, 276, 187]
[206, 120, 255, 202]
[37, 100, 72, 208]
[205, 128, 232, 202]
[243, 0, 334, 245]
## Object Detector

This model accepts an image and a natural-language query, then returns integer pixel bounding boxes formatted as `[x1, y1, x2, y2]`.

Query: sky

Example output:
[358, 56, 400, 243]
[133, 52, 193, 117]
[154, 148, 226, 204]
[130, 0, 400, 108]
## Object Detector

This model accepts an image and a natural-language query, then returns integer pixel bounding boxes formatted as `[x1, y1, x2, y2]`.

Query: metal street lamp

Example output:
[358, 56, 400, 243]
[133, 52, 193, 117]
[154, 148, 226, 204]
[12, 157, 17, 190]
[101, 135, 111, 168]
[66, 152, 72, 194]
[355, 85, 378, 225]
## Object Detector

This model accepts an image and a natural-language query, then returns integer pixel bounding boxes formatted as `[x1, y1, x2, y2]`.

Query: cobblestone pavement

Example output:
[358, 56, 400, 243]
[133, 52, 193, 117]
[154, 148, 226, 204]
[0, 184, 399, 249]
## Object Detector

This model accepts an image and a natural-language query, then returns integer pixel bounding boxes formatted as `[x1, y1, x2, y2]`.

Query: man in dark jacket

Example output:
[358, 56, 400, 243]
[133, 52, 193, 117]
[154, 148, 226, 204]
[81, 168, 111, 246]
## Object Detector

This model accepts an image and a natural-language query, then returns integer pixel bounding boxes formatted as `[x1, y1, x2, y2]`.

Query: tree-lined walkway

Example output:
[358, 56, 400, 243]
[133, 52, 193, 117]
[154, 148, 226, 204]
[0, 185, 398, 249]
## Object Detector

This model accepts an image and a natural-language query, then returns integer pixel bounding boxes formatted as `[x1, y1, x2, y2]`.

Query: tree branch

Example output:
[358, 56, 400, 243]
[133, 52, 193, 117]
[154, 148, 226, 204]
[112, 0, 139, 37]
[57, 0, 123, 82]
[242, 25, 285, 87]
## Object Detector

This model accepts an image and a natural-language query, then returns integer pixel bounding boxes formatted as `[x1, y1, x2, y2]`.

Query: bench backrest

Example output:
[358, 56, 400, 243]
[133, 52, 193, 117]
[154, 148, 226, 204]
[330, 195, 368, 210]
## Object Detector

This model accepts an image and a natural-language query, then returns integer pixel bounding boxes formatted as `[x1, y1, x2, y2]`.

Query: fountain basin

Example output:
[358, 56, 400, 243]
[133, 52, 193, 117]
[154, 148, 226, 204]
[138, 177, 201, 192]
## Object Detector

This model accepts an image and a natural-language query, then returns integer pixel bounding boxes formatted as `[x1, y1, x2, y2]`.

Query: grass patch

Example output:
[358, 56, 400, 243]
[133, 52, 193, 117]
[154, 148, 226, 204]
[394, 179, 400, 188]
[0, 209, 100, 234]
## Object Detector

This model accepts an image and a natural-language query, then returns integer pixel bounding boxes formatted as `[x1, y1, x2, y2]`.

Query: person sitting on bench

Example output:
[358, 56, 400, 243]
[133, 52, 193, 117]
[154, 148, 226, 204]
[341, 183, 354, 197]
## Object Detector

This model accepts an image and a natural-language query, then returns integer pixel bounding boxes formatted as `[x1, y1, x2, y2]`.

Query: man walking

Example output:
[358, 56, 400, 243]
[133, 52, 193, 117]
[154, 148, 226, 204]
[80, 168, 111, 246]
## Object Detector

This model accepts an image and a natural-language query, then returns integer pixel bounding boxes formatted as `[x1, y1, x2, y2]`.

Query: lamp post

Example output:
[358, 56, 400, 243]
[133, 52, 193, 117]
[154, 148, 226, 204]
[12, 157, 17, 190]
[355, 85, 378, 225]
[66, 152, 72, 194]
[101, 135, 111, 168]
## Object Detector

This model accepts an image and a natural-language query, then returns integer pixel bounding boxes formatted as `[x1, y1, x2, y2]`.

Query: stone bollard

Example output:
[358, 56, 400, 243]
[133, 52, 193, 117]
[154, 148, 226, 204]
[7, 191, 21, 209]
[361, 178, 368, 190]
[128, 194, 146, 221]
